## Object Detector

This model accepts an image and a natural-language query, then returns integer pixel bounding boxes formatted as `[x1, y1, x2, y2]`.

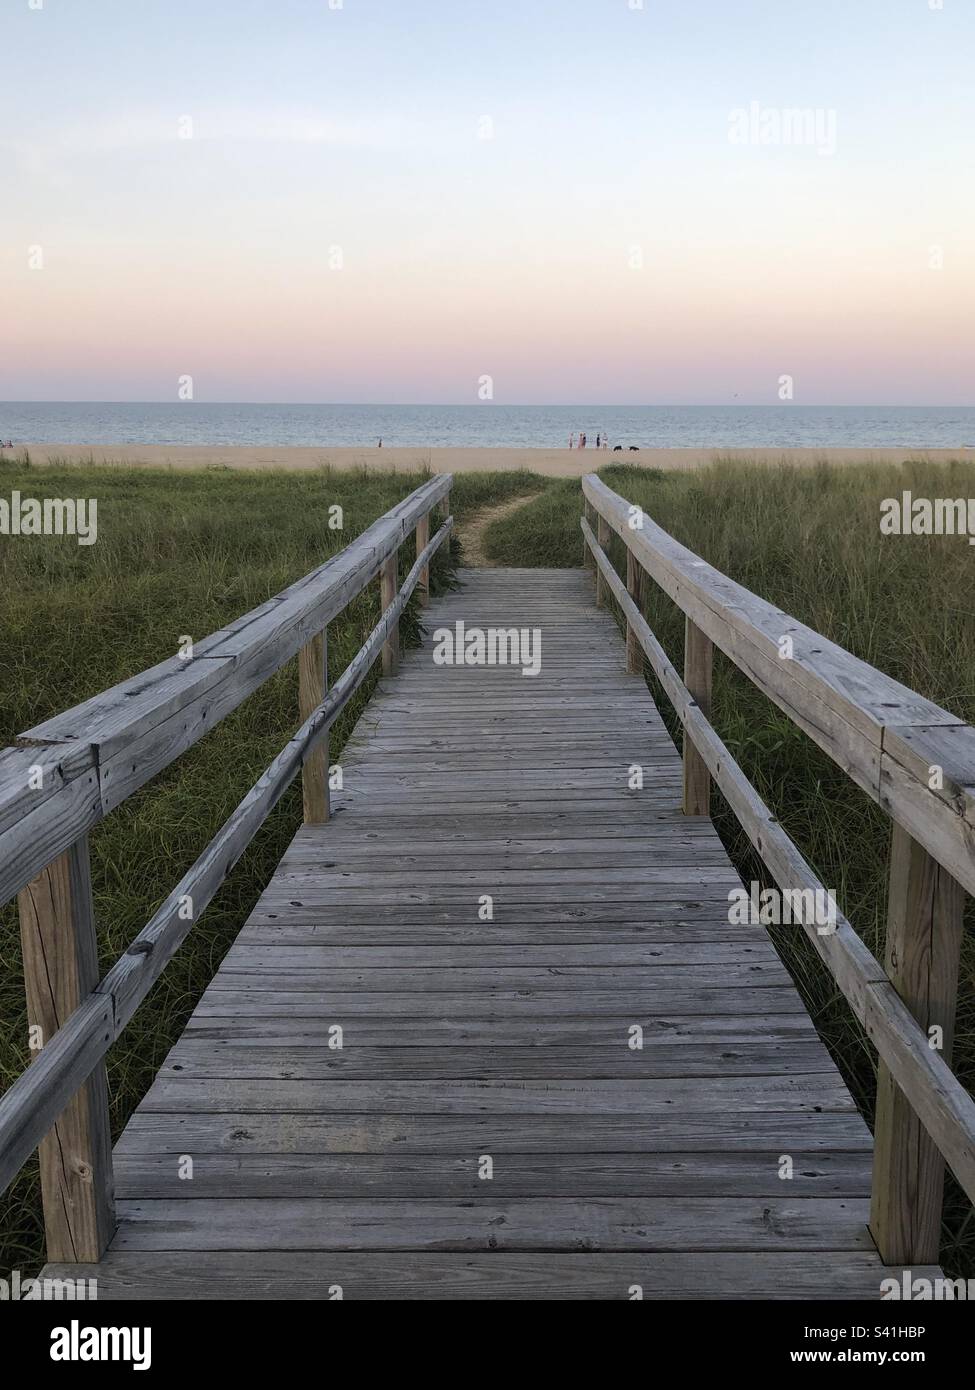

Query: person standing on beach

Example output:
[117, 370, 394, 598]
[569, 432, 575, 449]
[580, 433, 586, 449]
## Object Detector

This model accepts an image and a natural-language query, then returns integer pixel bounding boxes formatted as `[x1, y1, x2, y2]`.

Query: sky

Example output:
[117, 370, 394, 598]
[1, 0, 973, 405]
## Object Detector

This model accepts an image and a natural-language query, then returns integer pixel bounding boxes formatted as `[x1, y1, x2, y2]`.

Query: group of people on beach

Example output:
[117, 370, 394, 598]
[569, 432, 610, 450]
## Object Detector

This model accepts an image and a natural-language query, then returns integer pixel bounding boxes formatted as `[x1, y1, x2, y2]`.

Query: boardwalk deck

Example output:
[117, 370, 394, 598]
[46, 567, 907, 1298]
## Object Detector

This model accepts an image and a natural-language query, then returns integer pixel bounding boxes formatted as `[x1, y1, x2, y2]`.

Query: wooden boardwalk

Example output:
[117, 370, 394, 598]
[50, 566, 901, 1299]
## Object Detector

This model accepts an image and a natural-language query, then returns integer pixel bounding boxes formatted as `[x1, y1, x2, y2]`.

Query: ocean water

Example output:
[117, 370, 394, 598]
[2, 403, 974, 451]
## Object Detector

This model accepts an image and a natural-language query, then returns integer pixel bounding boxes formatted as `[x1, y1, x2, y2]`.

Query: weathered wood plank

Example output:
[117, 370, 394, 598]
[596, 515, 611, 608]
[55, 565, 904, 1297]
[207, 963, 792, 991]
[179, 1013, 819, 1045]
[114, 1110, 874, 1155]
[626, 549, 643, 674]
[870, 823, 966, 1264]
[0, 744, 100, 911]
[193, 987, 810, 1018]
[583, 472, 975, 898]
[275, 860, 738, 884]
[415, 512, 430, 608]
[298, 628, 329, 825]
[0, 516, 455, 1197]
[107, 1196, 875, 1252]
[256, 894, 714, 917]
[43, 1250, 914, 1300]
[584, 517, 975, 1210]
[159, 1040, 837, 1081]
[16, 839, 115, 1262]
[113, 1150, 871, 1199]
[0, 994, 113, 1201]
[682, 615, 713, 817]
[280, 846, 735, 871]
[219, 943, 782, 969]
[238, 923, 760, 946]
[97, 516, 455, 1032]
[139, 1074, 858, 1114]
[0, 475, 452, 900]
[380, 554, 399, 677]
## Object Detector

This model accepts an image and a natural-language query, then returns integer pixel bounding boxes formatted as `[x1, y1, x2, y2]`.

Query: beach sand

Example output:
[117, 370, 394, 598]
[8, 443, 975, 475]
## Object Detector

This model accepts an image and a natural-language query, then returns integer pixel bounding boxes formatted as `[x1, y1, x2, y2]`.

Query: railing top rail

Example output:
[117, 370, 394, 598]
[580, 509, 975, 1213]
[0, 473, 453, 907]
[0, 510, 455, 1196]
[582, 472, 975, 899]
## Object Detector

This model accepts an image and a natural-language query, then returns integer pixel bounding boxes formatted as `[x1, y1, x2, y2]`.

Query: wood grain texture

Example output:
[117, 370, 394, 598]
[112, 1149, 872, 1199]
[114, 1110, 874, 1156]
[582, 472, 975, 899]
[105, 1196, 876, 1253]
[582, 516, 975, 1215]
[380, 554, 400, 677]
[596, 517, 611, 608]
[870, 823, 965, 1264]
[626, 549, 642, 674]
[16, 838, 115, 1262]
[298, 629, 329, 824]
[73, 566, 907, 1298]
[44, 1250, 924, 1301]
[1, 475, 451, 901]
[682, 615, 713, 817]
[0, 513, 455, 1205]
[415, 513, 431, 608]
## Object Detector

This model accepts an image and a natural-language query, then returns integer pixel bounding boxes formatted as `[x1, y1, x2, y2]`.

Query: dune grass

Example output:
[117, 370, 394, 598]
[484, 458, 975, 1276]
[0, 458, 545, 1277]
[2, 453, 972, 1279]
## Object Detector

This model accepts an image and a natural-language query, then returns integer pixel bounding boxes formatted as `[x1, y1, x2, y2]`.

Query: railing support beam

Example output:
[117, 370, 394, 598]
[682, 616, 713, 816]
[415, 513, 431, 608]
[298, 629, 329, 824]
[17, 837, 115, 1263]
[625, 551, 642, 674]
[595, 517, 611, 608]
[381, 554, 400, 676]
[583, 501, 596, 571]
[437, 490, 452, 580]
[870, 823, 964, 1265]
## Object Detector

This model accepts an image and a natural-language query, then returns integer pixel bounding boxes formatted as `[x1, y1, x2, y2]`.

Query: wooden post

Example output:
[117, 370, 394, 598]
[437, 491, 451, 577]
[17, 837, 115, 1263]
[595, 517, 611, 608]
[416, 512, 431, 609]
[870, 823, 964, 1264]
[381, 553, 400, 676]
[298, 628, 329, 824]
[625, 550, 642, 674]
[682, 616, 713, 816]
[583, 501, 595, 571]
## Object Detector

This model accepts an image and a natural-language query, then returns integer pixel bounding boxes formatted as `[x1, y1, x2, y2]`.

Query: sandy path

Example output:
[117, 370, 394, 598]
[458, 494, 539, 567]
[9, 444, 975, 476]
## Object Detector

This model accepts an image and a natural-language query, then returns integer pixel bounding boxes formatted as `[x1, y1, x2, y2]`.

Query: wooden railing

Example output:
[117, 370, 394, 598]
[0, 475, 453, 1264]
[582, 473, 975, 1267]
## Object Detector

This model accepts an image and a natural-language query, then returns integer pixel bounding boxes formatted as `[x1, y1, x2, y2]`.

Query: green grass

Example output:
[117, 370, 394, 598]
[2, 453, 972, 1278]
[0, 458, 545, 1276]
[485, 458, 975, 1276]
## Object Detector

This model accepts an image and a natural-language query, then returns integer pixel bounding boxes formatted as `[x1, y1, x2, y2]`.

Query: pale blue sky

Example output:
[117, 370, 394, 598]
[2, 0, 973, 403]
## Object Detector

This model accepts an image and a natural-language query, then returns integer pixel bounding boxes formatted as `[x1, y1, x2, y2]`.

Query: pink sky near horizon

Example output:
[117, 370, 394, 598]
[9, 242, 971, 405]
[3, 1, 974, 406]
